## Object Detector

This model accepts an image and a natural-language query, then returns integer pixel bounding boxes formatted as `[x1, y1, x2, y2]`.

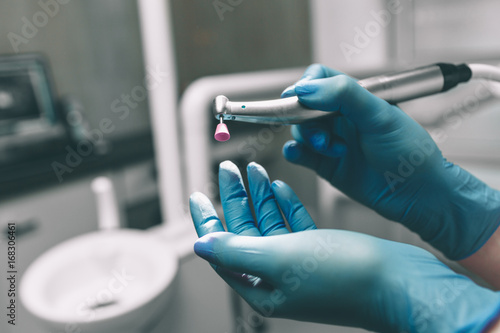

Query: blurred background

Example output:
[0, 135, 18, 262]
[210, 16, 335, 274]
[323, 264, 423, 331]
[0, 0, 500, 332]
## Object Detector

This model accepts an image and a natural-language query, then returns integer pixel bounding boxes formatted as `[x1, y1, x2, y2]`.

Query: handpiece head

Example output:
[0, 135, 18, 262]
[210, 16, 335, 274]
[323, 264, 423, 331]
[213, 95, 230, 142]
[213, 95, 230, 120]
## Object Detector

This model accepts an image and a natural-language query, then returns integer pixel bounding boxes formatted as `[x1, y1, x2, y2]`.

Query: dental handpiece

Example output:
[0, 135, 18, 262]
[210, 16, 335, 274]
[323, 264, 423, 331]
[209, 63, 482, 141]
[213, 63, 475, 128]
[212, 62, 500, 141]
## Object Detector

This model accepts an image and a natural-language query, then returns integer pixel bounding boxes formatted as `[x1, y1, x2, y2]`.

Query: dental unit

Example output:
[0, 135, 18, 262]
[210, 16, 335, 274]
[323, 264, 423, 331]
[213, 63, 500, 141]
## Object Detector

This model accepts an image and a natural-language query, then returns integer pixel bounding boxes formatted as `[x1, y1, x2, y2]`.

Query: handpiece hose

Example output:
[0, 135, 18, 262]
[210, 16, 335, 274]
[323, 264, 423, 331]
[213, 63, 473, 125]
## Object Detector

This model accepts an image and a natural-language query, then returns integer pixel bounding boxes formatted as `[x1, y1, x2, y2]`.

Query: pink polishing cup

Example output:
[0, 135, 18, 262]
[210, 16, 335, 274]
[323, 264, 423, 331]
[214, 123, 230, 142]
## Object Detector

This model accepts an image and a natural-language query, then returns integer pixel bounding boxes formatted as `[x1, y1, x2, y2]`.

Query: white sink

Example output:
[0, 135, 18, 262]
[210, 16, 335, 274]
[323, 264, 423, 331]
[20, 229, 178, 333]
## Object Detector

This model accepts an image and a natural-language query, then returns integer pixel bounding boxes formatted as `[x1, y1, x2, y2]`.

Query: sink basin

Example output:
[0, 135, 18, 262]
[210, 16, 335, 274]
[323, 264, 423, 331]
[20, 229, 178, 333]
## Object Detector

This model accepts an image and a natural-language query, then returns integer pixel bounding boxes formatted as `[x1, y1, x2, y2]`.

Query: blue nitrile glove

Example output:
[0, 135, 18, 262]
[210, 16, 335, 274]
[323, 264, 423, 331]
[189, 161, 500, 332]
[280, 64, 500, 260]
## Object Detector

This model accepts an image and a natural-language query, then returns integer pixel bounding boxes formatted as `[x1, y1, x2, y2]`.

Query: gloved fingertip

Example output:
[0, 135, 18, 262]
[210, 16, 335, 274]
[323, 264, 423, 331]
[294, 81, 318, 95]
[283, 140, 302, 162]
[189, 191, 203, 202]
[271, 180, 294, 201]
[189, 191, 218, 214]
[281, 85, 296, 98]
[194, 236, 217, 262]
[247, 161, 267, 178]
[247, 161, 259, 170]
[189, 192, 203, 212]
[189, 192, 201, 202]
[219, 160, 242, 183]
[219, 160, 236, 170]
[271, 180, 286, 190]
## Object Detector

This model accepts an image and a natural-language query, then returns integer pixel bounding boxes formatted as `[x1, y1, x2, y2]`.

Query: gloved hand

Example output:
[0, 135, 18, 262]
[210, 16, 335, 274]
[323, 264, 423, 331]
[190, 161, 500, 332]
[280, 64, 500, 260]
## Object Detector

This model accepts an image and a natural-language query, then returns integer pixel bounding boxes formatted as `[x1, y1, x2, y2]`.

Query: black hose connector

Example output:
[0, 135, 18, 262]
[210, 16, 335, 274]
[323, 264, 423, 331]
[436, 63, 472, 92]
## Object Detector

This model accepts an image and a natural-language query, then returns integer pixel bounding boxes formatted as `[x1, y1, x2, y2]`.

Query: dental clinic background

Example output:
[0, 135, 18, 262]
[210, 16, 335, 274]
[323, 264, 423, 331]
[1, 0, 500, 332]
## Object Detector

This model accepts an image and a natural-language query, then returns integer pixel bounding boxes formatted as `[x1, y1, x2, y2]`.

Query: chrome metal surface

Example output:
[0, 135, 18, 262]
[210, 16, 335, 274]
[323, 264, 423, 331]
[358, 65, 444, 104]
[213, 95, 332, 124]
[213, 65, 447, 124]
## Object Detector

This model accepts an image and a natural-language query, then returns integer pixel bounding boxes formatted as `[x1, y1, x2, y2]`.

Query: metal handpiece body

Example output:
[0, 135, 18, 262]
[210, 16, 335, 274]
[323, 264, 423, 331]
[213, 63, 472, 125]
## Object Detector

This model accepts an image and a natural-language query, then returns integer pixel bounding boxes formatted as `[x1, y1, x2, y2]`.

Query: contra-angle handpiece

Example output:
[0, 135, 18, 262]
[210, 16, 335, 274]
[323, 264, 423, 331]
[212, 63, 500, 141]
